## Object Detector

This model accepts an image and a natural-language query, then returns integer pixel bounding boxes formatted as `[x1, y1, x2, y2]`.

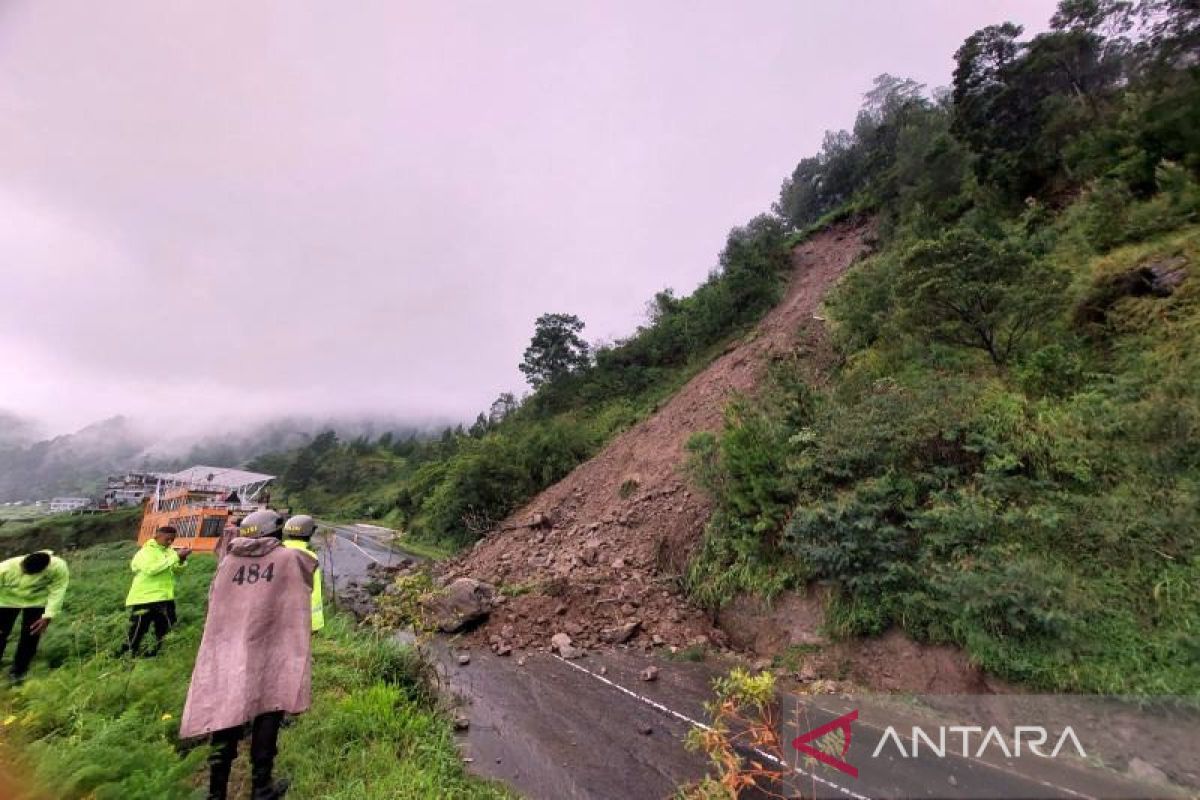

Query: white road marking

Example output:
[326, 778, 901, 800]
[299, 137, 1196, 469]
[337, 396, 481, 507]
[552, 654, 873, 800]
[554, 655, 1101, 800]
[329, 528, 392, 567]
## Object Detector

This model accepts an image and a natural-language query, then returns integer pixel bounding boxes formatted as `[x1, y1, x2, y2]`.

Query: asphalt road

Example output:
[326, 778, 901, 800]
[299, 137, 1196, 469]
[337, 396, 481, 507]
[314, 525, 1188, 800]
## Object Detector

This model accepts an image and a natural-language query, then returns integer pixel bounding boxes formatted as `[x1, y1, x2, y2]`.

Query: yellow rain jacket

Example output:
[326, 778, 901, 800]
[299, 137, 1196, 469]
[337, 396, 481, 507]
[0, 551, 70, 618]
[283, 539, 324, 632]
[125, 539, 186, 606]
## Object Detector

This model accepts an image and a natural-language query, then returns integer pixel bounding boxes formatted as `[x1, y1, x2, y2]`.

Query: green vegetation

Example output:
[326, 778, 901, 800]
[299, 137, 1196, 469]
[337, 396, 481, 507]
[258, 213, 793, 548]
[257, 0, 1199, 697]
[0, 508, 141, 559]
[686, 0, 1200, 695]
[0, 542, 509, 799]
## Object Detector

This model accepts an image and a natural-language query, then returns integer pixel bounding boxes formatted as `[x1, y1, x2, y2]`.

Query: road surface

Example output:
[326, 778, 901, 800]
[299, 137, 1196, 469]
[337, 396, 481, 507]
[315, 524, 1191, 800]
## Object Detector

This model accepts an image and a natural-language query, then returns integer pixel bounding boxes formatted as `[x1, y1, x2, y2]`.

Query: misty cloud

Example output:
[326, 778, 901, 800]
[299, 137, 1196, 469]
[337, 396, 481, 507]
[0, 0, 1056, 436]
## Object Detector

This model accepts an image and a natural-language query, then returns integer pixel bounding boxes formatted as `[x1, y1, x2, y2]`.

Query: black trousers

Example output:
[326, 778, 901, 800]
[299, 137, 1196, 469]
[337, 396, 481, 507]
[0, 606, 45, 679]
[208, 711, 284, 799]
[124, 600, 177, 656]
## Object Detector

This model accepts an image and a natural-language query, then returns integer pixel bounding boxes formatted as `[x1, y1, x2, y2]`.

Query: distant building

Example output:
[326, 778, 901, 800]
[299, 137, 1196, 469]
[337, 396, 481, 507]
[103, 471, 157, 508]
[137, 465, 276, 552]
[49, 497, 91, 513]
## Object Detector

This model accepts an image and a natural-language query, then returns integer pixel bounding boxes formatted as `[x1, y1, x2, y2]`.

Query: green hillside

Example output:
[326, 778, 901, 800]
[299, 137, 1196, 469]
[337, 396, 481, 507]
[254, 1, 1199, 694]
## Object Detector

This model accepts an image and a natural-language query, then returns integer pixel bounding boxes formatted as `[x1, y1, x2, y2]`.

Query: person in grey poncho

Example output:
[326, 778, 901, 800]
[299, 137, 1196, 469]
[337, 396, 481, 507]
[180, 509, 318, 800]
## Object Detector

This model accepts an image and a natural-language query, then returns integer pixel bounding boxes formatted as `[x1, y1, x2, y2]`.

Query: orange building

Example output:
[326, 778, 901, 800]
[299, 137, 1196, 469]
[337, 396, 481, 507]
[137, 466, 275, 553]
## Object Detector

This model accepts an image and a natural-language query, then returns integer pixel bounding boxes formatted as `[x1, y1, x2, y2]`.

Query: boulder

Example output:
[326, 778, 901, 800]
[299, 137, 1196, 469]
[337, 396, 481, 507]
[600, 620, 641, 644]
[422, 577, 496, 633]
[551, 632, 584, 659]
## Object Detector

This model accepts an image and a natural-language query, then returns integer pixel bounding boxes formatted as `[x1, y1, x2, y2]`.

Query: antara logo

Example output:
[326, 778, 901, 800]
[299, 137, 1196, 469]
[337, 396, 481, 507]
[872, 725, 1087, 760]
[791, 711, 1089, 780]
[792, 710, 859, 778]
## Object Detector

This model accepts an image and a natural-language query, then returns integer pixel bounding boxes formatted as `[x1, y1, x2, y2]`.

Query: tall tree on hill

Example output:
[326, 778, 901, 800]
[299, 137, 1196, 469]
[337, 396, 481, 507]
[896, 228, 1067, 366]
[519, 313, 591, 389]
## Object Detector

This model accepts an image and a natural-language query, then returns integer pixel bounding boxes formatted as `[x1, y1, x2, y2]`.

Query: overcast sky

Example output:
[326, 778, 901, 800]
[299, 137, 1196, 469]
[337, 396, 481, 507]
[0, 0, 1057, 437]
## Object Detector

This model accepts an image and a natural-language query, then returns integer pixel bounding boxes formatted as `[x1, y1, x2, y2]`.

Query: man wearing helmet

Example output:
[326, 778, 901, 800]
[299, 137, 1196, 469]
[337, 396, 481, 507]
[180, 509, 319, 800]
[281, 515, 324, 632]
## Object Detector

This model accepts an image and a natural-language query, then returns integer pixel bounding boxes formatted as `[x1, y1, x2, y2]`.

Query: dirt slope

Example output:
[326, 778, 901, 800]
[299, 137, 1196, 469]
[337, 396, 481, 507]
[442, 220, 873, 652]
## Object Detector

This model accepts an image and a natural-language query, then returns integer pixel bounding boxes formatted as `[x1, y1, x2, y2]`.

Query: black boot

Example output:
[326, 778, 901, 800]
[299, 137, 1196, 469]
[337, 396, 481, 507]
[207, 728, 239, 800]
[206, 760, 231, 800]
[251, 778, 290, 799]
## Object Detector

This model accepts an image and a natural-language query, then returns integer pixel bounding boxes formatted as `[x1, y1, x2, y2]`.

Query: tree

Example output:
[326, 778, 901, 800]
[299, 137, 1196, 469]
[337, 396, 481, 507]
[896, 229, 1067, 365]
[518, 313, 590, 389]
[282, 446, 317, 493]
[468, 413, 490, 438]
[488, 392, 519, 425]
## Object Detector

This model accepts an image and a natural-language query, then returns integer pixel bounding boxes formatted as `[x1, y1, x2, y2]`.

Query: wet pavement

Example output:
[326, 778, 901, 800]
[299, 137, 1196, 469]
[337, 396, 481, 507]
[315, 525, 1190, 800]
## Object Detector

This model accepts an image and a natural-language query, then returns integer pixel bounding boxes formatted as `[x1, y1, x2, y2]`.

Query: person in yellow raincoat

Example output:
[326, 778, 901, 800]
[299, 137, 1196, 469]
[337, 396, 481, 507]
[0, 550, 69, 682]
[122, 525, 190, 656]
[282, 515, 324, 632]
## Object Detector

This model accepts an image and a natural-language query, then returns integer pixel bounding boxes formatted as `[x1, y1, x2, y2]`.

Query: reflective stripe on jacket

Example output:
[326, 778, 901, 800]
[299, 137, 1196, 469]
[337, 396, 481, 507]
[0, 551, 69, 617]
[282, 539, 324, 631]
[125, 540, 185, 606]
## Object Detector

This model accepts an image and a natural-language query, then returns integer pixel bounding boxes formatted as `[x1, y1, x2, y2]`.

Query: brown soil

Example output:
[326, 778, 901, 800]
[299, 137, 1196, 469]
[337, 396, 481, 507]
[441, 219, 873, 654]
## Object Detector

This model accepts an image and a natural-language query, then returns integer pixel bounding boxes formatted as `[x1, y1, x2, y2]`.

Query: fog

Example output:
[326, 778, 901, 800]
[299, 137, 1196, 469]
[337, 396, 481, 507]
[0, 0, 1056, 437]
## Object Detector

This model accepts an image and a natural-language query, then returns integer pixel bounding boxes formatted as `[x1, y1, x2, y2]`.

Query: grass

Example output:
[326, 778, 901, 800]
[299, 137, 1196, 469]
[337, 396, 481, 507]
[0, 541, 511, 800]
[685, 216, 1200, 695]
[0, 508, 141, 559]
[390, 533, 457, 562]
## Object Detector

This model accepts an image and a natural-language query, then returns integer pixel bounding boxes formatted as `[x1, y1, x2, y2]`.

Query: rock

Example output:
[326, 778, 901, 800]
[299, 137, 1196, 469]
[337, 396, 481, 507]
[640, 666, 659, 682]
[1127, 757, 1170, 785]
[620, 603, 638, 617]
[454, 715, 470, 731]
[564, 620, 584, 637]
[611, 557, 626, 569]
[599, 666, 607, 675]
[500, 624, 515, 639]
[638, 725, 653, 736]
[554, 603, 568, 616]
[493, 643, 512, 657]
[651, 634, 665, 647]
[752, 659, 772, 672]
[947, 775, 957, 787]
[600, 620, 641, 644]
[517, 656, 527, 667]
[551, 632, 584, 659]
[422, 577, 496, 633]
[457, 654, 471, 666]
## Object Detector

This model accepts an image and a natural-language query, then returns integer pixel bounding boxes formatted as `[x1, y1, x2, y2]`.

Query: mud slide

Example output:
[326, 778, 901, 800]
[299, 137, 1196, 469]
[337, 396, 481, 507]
[442, 220, 874, 652]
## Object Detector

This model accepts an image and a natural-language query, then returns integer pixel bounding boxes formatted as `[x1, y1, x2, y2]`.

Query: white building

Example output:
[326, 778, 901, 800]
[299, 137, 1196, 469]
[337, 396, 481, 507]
[49, 497, 91, 513]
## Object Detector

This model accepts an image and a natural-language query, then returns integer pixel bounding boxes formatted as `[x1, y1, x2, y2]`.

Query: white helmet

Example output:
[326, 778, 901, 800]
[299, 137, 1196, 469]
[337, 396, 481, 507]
[283, 514, 317, 540]
[239, 509, 285, 538]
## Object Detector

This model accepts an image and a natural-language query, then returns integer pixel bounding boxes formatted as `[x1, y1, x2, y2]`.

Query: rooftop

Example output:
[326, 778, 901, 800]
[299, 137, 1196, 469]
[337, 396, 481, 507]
[152, 465, 275, 492]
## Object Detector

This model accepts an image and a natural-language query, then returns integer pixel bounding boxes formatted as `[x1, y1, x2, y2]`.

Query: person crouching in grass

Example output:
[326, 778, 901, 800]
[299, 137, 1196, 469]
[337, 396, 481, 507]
[0, 550, 69, 684]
